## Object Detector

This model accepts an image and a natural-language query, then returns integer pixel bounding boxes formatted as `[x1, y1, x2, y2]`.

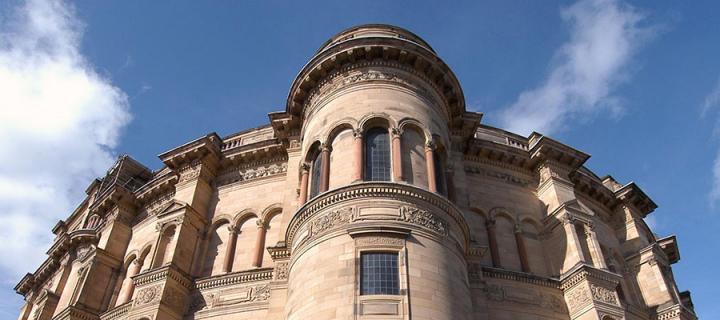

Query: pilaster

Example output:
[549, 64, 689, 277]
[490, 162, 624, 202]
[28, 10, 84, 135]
[560, 264, 624, 320]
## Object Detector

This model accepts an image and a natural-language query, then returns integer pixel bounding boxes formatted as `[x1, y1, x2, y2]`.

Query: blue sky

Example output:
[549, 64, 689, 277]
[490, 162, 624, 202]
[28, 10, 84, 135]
[1, 0, 719, 318]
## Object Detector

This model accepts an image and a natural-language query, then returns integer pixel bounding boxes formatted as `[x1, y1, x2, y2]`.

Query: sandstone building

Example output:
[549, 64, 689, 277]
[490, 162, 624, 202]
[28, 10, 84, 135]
[15, 24, 697, 320]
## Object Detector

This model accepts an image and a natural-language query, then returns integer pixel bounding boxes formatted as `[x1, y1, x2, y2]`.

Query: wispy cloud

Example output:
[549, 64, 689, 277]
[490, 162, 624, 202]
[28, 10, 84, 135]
[703, 78, 720, 207]
[0, 0, 131, 283]
[499, 0, 654, 136]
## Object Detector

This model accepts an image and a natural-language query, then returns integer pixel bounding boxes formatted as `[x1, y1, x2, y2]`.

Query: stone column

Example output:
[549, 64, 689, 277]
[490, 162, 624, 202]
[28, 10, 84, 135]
[425, 141, 437, 192]
[584, 223, 607, 269]
[353, 130, 363, 182]
[391, 128, 403, 182]
[486, 220, 500, 268]
[298, 163, 310, 205]
[514, 224, 530, 272]
[319, 144, 331, 192]
[252, 220, 268, 268]
[117, 260, 142, 305]
[222, 226, 239, 273]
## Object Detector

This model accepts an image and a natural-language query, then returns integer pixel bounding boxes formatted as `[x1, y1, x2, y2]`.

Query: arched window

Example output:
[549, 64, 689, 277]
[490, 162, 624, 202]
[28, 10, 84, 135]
[309, 151, 323, 199]
[364, 128, 391, 181]
[433, 151, 446, 195]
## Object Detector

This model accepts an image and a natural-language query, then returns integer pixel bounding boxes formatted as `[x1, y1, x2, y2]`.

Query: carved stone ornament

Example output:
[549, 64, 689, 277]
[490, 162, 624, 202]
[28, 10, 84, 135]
[565, 284, 592, 313]
[485, 284, 566, 313]
[590, 284, 618, 305]
[76, 244, 94, 261]
[274, 262, 289, 281]
[398, 206, 448, 236]
[134, 285, 162, 306]
[309, 207, 355, 237]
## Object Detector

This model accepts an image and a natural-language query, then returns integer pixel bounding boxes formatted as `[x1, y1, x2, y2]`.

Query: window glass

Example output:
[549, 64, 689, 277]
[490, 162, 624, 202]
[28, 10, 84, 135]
[364, 128, 391, 181]
[310, 151, 323, 199]
[360, 252, 399, 295]
[433, 151, 446, 195]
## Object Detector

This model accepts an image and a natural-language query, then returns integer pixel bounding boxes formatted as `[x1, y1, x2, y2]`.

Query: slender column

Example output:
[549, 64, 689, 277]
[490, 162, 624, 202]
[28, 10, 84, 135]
[584, 223, 607, 269]
[391, 128, 403, 182]
[353, 130, 363, 182]
[117, 260, 142, 305]
[514, 224, 530, 272]
[252, 220, 268, 268]
[486, 220, 500, 268]
[425, 141, 437, 192]
[319, 144, 331, 192]
[222, 226, 239, 273]
[298, 163, 310, 204]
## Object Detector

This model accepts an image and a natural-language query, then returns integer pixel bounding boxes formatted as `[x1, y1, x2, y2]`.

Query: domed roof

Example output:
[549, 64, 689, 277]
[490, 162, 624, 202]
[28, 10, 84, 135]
[316, 24, 436, 54]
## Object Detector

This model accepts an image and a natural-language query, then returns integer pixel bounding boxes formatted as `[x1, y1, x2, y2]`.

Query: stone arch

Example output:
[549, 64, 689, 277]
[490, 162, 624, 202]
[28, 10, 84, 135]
[326, 122, 356, 189]
[430, 134, 450, 196]
[490, 208, 521, 271]
[304, 140, 325, 200]
[398, 117, 432, 140]
[110, 253, 138, 307]
[202, 219, 232, 277]
[520, 217, 547, 275]
[259, 204, 284, 266]
[399, 123, 428, 187]
[231, 210, 261, 272]
[469, 208, 493, 266]
[323, 120, 356, 144]
[152, 224, 177, 268]
[358, 113, 395, 132]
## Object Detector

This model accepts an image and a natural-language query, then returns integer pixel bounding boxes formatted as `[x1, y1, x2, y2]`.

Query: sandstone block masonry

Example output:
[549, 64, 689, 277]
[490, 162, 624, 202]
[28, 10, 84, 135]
[15, 24, 696, 320]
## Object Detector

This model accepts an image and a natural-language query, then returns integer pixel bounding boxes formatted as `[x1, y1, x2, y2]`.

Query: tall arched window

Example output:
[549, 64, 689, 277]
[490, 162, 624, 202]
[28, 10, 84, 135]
[309, 151, 323, 199]
[364, 128, 391, 181]
[433, 151, 446, 195]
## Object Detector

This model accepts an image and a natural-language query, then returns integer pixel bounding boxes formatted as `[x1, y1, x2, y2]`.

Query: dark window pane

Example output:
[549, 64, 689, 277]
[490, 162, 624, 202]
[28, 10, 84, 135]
[310, 151, 323, 199]
[360, 252, 399, 295]
[433, 151, 446, 196]
[364, 128, 391, 181]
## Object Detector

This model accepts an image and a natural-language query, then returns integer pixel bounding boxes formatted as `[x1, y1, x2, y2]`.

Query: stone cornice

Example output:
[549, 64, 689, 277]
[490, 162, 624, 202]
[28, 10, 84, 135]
[266, 242, 290, 261]
[615, 182, 657, 217]
[194, 268, 273, 290]
[51, 305, 99, 320]
[99, 301, 131, 320]
[132, 264, 192, 289]
[571, 169, 619, 211]
[559, 263, 621, 291]
[465, 138, 533, 171]
[528, 133, 590, 171]
[482, 266, 561, 289]
[284, 30, 466, 133]
[657, 235, 680, 264]
[286, 182, 470, 250]
[159, 133, 222, 170]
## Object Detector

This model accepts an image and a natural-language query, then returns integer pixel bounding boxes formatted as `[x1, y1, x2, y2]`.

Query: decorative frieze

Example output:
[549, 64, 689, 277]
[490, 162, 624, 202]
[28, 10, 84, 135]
[191, 284, 271, 312]
[398, 206, 448, 236]
[355, 236, 404, 247]
[590, 284, 618, 305]
[464, 165, 534, 188]
[565, 283, 592, 314]
[217, 162, 288, 186]
[273, 262, 289, 281]
[485, 283, 566, 313]
[134, 284, 162, 306]
[309, 207, 355, 237]
[194, 268, 273, 291]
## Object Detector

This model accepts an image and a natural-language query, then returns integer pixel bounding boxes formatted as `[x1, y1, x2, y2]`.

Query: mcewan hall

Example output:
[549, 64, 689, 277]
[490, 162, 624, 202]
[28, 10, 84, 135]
[14, 25, 697, 320]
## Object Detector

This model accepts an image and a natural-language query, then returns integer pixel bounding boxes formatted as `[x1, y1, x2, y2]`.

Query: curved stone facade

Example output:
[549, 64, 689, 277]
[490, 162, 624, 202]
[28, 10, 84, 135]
[15, 24, 696, 320]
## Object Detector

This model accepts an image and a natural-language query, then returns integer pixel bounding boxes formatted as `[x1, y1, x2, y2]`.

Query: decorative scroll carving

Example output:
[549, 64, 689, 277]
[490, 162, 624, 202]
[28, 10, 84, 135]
[485, 284, 565, 313]
[309, 207, 355, 237]
[134, 284, 162, 306]
[565, 284, 592, 314]
[76, 244, 94, 261]
[590, 284, 618, 305]
[398, 206, 448, 236]
[192, 284, 271, 311]
[218, 162, 288, 186]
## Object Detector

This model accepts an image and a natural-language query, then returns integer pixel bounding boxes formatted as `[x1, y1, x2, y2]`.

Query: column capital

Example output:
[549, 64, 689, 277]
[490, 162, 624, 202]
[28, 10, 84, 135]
[301, 162, 310, 172]
[390, 127, 402, 137]
[425, 140, 436, 150]
[352, 128, 363, 138]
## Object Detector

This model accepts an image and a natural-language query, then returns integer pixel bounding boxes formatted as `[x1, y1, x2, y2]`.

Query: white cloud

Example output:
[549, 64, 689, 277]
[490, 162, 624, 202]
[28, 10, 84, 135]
[0, 0, 130, 282]
[499, 0, 653, 136]
[701, 77, 720, 116]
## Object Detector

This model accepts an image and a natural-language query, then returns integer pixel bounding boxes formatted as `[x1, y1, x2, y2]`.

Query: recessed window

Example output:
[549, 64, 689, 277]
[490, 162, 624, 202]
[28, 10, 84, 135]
[360, 252, 399, 295]
[364, 127, 391, 181]
[433, 151, 446, 195]
[309, 150, 323, 199]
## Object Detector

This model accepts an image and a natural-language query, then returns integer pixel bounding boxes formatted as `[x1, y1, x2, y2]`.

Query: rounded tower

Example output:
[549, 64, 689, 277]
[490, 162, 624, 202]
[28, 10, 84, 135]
[278, 24, 476, 320]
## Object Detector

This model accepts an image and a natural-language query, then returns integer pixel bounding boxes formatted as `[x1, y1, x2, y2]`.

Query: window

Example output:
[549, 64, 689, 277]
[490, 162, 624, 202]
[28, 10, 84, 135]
[364, 128, 391, 181]
[360, 252, 399, 295]
[433, 151, 446, 195]
[309, 151, 323, 199]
